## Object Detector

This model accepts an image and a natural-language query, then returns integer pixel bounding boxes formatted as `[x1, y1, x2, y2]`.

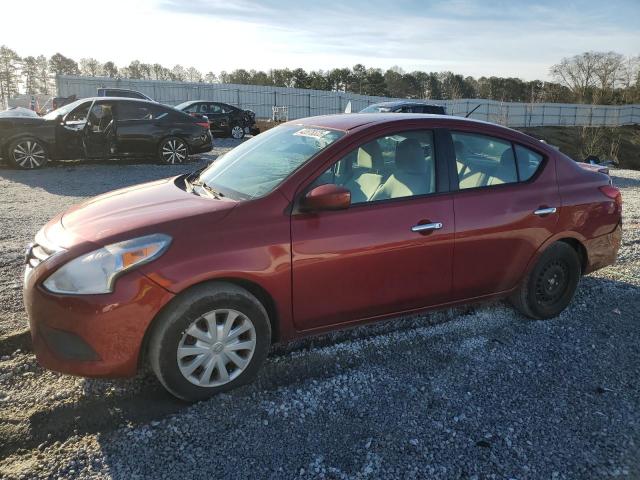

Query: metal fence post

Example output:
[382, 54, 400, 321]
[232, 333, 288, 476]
[308, 93, 311, 117]
[542, 105, 545, 126]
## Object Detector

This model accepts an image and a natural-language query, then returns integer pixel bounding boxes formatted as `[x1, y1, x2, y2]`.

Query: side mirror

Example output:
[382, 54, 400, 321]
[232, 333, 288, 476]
[56, 114, 64, 125]
[300, 184, 351, 212]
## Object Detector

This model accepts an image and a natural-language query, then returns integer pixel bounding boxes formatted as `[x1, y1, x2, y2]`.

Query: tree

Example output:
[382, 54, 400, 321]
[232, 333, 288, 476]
[49, 53, 79, 76]
[103, 61, 118, 78]
[79, 58, 103, 77]
[363, 68, 387, 96]
[593, 51, 624, 103]
[186, 67, 202, 82]
[0, 45, 21, 106]
[550, 51, 600, 103]
[171, 65, 186, 81]
[204, 71, 218, 83]
[21, 56, 39, 94]
[35, 55, 51, 94]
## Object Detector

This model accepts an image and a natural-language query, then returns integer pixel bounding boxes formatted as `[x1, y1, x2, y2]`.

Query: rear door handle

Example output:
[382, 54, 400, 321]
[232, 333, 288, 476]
[411, 222, 443, 232]
[533, 207, 557, 216]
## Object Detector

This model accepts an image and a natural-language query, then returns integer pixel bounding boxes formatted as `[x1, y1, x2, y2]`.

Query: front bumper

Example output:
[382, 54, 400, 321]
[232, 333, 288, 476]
[24, 268, 174, 378]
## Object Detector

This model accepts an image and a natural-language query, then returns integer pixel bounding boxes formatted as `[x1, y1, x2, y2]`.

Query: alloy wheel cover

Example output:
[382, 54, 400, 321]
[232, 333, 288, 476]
[161, 139, 188, 164]
[13, 140, 46, 169]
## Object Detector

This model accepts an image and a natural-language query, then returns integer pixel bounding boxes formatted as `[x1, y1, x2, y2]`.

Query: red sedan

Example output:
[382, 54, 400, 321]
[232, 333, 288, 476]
[23, 114, 622, 401]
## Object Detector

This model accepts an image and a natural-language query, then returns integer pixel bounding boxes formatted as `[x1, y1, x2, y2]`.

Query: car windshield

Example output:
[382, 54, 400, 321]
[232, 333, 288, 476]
[198, 124, 344, 200]
[360, 105, 392, 113]
[42, 99, 88, 120]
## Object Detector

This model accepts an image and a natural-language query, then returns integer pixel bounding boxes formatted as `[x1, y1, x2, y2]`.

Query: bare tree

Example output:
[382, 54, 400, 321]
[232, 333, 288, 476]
[171, 65, 186, 81]
[592, 51, 624, 103]
[186, 66, 202, 82]
[550, 51, 600, 102]
[79, 58, 103, 77]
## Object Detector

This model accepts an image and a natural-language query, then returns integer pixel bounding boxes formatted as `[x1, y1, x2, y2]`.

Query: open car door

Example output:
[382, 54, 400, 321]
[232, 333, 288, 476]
[84, 101, 117, 159]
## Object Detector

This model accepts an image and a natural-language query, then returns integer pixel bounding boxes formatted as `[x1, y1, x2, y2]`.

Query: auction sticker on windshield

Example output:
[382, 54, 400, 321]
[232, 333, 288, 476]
[293, 128, 332, 138]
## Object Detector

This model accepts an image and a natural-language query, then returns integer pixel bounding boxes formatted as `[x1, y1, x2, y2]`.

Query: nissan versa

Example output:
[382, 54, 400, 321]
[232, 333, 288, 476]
[23, 114, 622, 401]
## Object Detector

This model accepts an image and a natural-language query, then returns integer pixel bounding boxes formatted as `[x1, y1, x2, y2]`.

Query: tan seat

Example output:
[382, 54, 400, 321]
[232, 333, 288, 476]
[486, 148, 518, 185]
[343, 141, 385, 203]
[372, 139, 432, 200]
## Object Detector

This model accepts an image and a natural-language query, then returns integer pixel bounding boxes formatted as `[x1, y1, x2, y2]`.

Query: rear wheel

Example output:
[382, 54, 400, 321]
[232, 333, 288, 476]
[230, 124, 245, 139]
[510, 242, 581, 319]
[148, 282, 271, 402]
[8, 138, 48, 169]
[158, 137, 188, 164]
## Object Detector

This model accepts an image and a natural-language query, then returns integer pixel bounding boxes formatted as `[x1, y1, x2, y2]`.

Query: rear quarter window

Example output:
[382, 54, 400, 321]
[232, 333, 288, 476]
[514, 145, 544, 181]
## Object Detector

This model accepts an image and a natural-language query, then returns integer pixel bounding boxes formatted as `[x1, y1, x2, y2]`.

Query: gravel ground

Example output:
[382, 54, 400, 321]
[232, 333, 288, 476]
[0, 143, 638, 479]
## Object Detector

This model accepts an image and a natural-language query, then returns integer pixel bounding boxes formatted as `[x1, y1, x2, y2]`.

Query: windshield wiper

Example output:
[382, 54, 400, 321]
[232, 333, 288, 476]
[188, 179, 225, 199]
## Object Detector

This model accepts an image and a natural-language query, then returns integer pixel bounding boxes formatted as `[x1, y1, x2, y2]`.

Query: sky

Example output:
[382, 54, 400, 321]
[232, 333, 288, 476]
[1, 0, 639, 80]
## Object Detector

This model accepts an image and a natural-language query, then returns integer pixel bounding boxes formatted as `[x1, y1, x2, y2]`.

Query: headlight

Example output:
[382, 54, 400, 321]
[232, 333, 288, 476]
[43, 234, 171, 295]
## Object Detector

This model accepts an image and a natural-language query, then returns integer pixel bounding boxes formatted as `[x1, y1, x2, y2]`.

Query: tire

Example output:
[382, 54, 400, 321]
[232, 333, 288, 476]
[230, 124, 245, 139]
[7, 137, 48, 169]
[510, 242, 581, 319]
[158, 136, 189, 164]
[148, 282, 271, 402]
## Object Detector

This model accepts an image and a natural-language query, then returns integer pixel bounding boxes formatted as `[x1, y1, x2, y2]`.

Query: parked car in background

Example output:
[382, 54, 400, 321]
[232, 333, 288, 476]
[97, 88, 154, 101]
[360, 101, 446, 114]
[0, 97, 211, 169]
[50, 95, 77, 112]
[175, 101, 259, 139]
[24, 113, 622, 401]
[0, 107, 40, 118]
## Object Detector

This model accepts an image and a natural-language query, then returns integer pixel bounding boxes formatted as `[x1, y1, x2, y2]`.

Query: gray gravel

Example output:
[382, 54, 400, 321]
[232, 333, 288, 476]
[0, 146, 638, 479]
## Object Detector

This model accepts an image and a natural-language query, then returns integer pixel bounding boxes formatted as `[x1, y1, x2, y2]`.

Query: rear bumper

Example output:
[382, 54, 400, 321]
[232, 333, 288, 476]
[583, 222, 622, 274]
[25, 270, 174, 378]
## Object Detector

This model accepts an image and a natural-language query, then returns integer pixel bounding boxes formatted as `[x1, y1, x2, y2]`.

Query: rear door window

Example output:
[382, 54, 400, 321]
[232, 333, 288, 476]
[117, 102, 169, 121]
[452, 132, 518, 189]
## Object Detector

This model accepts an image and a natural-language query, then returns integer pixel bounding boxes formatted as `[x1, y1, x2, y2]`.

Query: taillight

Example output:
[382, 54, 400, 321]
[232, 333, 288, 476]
[195, 122, 210, 129]
[599, 185, 622, 209]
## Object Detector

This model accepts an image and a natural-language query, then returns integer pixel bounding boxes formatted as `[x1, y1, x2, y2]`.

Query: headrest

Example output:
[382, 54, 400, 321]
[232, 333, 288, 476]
[453, 140, 465, 159]
[357, 141, 383, 170]
[396, 138, 425, 173]
[500, 147, 515, 166]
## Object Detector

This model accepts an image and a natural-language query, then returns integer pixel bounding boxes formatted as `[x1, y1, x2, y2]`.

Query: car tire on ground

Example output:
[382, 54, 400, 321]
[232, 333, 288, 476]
[510, 241, 581, 320]
[230, 124, 245, 139]
[158, 136, 189, 164]
[148, 282, 272, 402]
[7, 137, 48, 169]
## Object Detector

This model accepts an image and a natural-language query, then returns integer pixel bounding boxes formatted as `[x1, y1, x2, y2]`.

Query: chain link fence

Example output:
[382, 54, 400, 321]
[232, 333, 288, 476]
[56, 75, 640, 128]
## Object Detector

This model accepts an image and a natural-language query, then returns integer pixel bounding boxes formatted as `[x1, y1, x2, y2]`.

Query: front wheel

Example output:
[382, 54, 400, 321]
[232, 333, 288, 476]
[510, 242, 581, 319]
[230, 124, 245, 139]
[148, 282, 271, 402]
[7, 138, 48, 169]
[158, 137, 189, 164]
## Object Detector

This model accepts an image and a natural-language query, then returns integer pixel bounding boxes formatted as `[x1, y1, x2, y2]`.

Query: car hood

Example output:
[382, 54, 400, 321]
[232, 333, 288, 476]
[55, 176, 236, 247]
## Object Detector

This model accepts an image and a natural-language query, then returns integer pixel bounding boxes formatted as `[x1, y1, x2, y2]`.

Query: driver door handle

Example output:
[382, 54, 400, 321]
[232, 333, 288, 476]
[411, 222, 443, 232]
[533, 207, 557, 216]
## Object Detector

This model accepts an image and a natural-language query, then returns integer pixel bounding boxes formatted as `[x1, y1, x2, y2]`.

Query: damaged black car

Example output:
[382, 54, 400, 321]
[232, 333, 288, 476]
[0, 98, 212, 169]
[175, 101, 260, 139]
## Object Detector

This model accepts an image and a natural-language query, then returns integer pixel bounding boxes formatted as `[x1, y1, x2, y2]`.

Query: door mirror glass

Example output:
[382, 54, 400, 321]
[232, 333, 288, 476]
[301, 184, 351, 212]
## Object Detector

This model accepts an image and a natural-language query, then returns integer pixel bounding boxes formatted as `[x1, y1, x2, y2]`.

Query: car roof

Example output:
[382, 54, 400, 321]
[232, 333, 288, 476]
[81, 97, 160, 105]
[368, 100, 444, 108]
[288, 113, 512, 132]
